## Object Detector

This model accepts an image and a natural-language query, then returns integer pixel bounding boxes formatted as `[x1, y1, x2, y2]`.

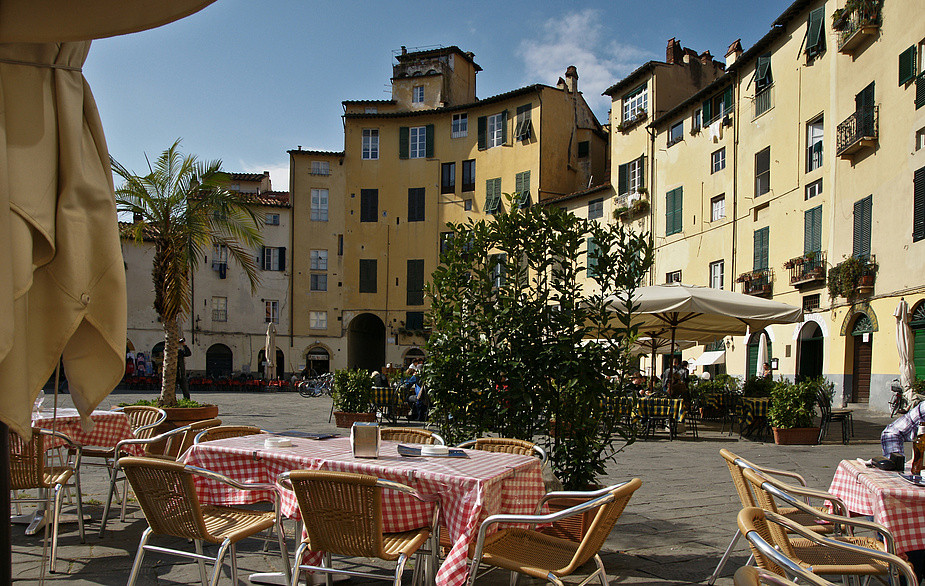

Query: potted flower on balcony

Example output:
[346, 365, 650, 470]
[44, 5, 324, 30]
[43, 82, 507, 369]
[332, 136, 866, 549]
[331, 368, 376, 428]
[768, 379, 820, 445]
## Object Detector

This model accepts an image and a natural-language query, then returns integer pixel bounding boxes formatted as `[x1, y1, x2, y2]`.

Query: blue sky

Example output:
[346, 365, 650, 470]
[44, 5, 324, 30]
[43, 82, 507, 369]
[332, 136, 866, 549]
[84, 1, 790, 192]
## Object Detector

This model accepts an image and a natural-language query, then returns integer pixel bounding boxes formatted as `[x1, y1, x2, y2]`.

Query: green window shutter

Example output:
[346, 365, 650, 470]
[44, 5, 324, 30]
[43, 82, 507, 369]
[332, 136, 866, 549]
[279, 247, 286, 271]
[915, 329, 925, 380]
[477, 116, 487, 150]
[399, 127, 409, 159]
[618, 163, 628, 195]
[673, 187, 683, 234]
[587, 238, 599, 277]
[806, 7, 825, 56]
[485, 178, 501, 214]
[666, 187, 682, 236]
[751, 54, 771, 89]
[754, 227, 769, 270]
[407, 259, 424, 305]
[804, 205, 822, 254]
[900, 46, 917, 85]
[914, 166, 925, 242]
[425, 124, 434, 158]
[702, 98, 712, 123]
[722, 86, 733, 114]
[747, 342, 759, 377]
[640, 155, 646, 189]
[853, 195, 872, 258]
[917, 75, 925, 109]
[501, 110, 508, 145]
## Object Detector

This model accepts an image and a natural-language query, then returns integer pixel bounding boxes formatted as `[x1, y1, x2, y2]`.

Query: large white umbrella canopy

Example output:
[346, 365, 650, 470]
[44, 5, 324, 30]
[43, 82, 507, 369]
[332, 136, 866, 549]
[894, 298, 915, 400]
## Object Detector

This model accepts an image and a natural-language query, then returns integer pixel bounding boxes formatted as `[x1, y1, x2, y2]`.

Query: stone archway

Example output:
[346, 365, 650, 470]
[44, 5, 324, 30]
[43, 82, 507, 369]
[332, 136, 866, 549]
[257, 348, 285, 379]
[797, 322, 824, 381]
[348, 313, 386, 371]
[846, 313, 873, 403]
[304, 346, 331, 375]
[205, 343, 234, 378]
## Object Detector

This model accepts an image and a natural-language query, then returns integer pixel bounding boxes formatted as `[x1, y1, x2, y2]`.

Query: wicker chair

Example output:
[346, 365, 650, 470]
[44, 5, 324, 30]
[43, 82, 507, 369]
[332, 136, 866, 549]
[736, 520, 838, 586]
[708, 449, 843, 585]
[733, 566, 833, 586]
[378, 427, 445, 445]
[737, 506, 915, 586]
[120, 456, 290, 586]
[466, 478, 642, 586]
[280, 469, 438, 586]
[10, 428, 85, 572]
[456, 438, 547, 466]
[194, 424, 265, 444]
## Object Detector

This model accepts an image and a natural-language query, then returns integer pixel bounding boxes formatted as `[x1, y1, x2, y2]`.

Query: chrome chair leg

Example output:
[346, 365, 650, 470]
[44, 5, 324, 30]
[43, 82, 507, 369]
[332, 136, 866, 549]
[394, 553, 408, 586]
[594, 554, 609, 586]
[708, 527, 742, 585]
[49, 483, 64, 573]
[276, 516, 292, 583]
[231, 543, 239, 584]
[127, 527, 153, 586]
[195, 539, 209, 586]
[210, 539, 232, 586]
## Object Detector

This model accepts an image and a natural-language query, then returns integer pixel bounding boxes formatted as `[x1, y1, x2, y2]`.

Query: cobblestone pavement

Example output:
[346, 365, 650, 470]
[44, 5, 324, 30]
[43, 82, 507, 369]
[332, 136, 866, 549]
[11, 388, 895, 585]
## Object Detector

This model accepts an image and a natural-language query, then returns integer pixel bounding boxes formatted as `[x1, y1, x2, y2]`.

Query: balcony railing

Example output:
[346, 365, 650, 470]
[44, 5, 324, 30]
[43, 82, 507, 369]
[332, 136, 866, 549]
[836, 3, 881, 54]
[836, 106, 878, 157]
[786, 252, 826, 286]
[737, 268, 774, 297]
[754, 87, 773, 118]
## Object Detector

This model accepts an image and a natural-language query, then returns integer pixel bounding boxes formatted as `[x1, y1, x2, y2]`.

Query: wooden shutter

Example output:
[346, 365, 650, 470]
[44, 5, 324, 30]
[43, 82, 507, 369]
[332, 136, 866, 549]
[915, 328, 925, 380]
[639, 155, 646, 189]
[804, 206, 822, 254]
[501, 110, 508, 145]
[425, 124, 434, 158]
[260, 246, 267, 270]
[702, 98, 712, 124]
[666, 187, 682, 235]
[359, 259, 377, 293]
[856, 82, 875, 111]
[399, 127, 409, 159]
[753, 227, 769, 270]
[408, 188, 425, 222]
[914, 166, 925, 242]
[587, 238, 598, 277]
[853, 195, 872, 258]
[477, 116, 487, 150]
[900, 46, 917, 85]
[722, 86, 733, 114]
[618, 163, 628, 195]
[279, 247, 286, 271]
[806, 8, 825, 56]
[407, 259, 424, 305]
[361, 189, 378, 222]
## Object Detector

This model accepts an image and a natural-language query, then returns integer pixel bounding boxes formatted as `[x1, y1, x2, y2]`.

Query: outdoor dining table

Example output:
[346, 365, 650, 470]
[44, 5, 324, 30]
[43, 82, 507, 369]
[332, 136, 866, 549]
[636, 396, 687, 440]
[828, 458, 925, 555]
[180, 434, 546, 586]
[31, 407, 143, 455]
[739, 397, 771, 438]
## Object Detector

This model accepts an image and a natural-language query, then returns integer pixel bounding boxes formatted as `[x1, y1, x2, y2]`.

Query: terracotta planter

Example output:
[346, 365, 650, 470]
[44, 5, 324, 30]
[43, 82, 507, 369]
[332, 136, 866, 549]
[333, 411, 376, 428]
[772, 427, 820, 445]
[150, 404, 220, 452]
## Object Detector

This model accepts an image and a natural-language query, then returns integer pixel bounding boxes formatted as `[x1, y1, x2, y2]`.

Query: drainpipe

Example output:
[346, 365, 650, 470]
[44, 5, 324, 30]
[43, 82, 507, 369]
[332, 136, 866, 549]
[731, 72, 740, 292]
[646, 124, 656, 286]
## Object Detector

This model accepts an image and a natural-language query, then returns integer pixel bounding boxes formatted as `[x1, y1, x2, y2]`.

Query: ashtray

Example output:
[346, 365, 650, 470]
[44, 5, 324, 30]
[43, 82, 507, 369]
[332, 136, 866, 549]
[264, 437, 292, 449]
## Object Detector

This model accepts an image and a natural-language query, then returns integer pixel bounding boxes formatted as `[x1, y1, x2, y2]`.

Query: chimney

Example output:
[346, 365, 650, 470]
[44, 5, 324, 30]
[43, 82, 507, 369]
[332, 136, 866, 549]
[564, 66, 578, 93]
[699, 50, 713, 65]
[725, 39, 743, 68]
[666, 38, 684, 65]
[556, 77, 567, 91]
[401, 46, 407, 56]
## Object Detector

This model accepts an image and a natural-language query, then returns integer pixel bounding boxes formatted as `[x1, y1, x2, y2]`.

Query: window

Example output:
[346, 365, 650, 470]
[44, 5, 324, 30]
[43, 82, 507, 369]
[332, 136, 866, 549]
[310, 250, 328, 270]
[338, 234, 344, 256]
[364, 107, 378, 114]
[311, 189, 328, 221]
[586, 238, 599, 277]
[753, 227, 769, 270]
[917, 127, 925, 151]
[711, 148, 726, 173]
[362, 129, 379, 160]
[577, 141, 590, 158]
[588, 198, 604, 219]
[211, 296, 227, 322]
[668, 121, 683, 146]
[408, 187, 425, 222]
[406, 311, 424, 331]
[490, 253, 507, 288]
[265, 213, 280, 225]
[806, 179, 823, 200]
[407, 259, 424, 305]
[711, 194, 726, 221]
[484, 112, 506, 149]
[261, 247, 286, 271]
[412, 85, 424, 103]
[439, 232, 454, 256]
[310, 274, 327, 292]
[692, 108, 702, 132]
[666, 187, 683, 236]
[804, 205, 823, 254]
[441, 162, 455, 194]
[916, 166, 925, 242]
[309, 311, 327, 329]
[702, 86, 733, 124]
[622, 84, 647, 122]
[666, 270, 682, 284]
[360, 189, 378, 222]
[461, 159, 475, 192]
[753, 54, 773, 116]
[359, 259, 377, 293]
[807, 116, 824, 172]
[803, 294, 821, 312]
[212, 244, 228, 270]
[709, 261, 724, 289]
[452, 113, 468, 138]
[755, 147, 771, 197]
[805, 7, 826, 60]
[513, 171, 530, 208]
[900, 45, 918, 85]
[311, 160, 330, 175]
[853, 195, 873, 258]
[265, 300, 279, 324]
[464, 199, 472, 211]
[485, 178, 502, 214]
[399, 125, 433, 159]
[515, 103, 533, 141]
[617, 155, 645, 196]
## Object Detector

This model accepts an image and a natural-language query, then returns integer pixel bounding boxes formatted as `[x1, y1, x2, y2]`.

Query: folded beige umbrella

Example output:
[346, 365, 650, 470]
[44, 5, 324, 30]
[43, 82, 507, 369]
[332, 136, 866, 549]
[0, 0, 217, 440]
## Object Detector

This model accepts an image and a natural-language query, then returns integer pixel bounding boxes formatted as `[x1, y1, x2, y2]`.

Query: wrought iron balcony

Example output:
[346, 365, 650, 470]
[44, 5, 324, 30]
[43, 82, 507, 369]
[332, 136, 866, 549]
[786, 252, 826, 287]
[836, 106, 878, 158]
[836, 3, 881, 54]
[736, 268, 774, 297]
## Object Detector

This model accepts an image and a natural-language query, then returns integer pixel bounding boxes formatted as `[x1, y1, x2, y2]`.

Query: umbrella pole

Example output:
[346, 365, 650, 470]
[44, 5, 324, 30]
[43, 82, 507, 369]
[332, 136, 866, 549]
[669, 328, 678, 395]
[2, 421, 10, 584]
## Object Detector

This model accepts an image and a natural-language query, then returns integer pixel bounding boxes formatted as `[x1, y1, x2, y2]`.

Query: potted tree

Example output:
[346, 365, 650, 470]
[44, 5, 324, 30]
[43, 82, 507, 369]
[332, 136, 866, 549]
[768, 380, 820, 445]
[331, 369, 376, 428]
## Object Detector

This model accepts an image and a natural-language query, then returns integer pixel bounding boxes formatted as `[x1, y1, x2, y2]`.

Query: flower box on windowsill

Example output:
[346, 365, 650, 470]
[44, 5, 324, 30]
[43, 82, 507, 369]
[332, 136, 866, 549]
[617, 111, 648, 134]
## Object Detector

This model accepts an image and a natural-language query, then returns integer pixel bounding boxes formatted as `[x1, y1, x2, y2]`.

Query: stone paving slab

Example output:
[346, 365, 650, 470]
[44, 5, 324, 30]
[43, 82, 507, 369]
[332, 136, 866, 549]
[11, 389, 896, 585]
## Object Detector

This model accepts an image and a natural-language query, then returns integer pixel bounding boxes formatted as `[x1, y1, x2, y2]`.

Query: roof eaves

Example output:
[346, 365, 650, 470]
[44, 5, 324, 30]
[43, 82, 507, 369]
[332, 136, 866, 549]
[344, 84, 548, 120]
[541, 183, 612, 206]
[602, 62, 662, 97]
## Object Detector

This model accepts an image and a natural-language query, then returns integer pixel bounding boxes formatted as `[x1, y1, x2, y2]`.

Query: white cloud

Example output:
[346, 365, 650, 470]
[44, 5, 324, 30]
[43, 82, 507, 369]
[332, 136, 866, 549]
[239, 160, 290, 192]
[518, 9, 655, 116]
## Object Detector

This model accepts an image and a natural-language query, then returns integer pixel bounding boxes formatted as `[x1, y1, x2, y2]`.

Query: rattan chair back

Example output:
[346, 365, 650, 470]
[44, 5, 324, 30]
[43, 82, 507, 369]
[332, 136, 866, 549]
[379, 427, 442, 445]
[288, 470, 386, 559]
[733, 566, 815, 586]
[567, 477, 642, 572]
[195, 425, 263, 443]
[458, 437, 547, 465]
[118, 456, 212, 542]
[122, 406, 167, 439]
[166, 418, 222, 459]
[741, 469, 799, 562]
[9, 428, 45, 490]
[720, 448, 757, 508]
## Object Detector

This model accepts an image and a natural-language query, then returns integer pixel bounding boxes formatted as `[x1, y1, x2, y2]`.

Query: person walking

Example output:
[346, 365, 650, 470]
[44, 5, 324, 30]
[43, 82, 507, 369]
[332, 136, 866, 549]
[177, 338, 192, 400]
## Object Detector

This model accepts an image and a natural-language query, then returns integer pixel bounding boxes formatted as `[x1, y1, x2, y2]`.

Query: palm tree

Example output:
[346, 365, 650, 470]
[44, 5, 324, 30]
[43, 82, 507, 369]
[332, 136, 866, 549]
[114, 139, 263, 406]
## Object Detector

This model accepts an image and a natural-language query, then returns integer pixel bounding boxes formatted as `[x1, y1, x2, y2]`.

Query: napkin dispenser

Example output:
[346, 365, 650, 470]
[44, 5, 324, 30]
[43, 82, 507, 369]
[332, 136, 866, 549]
[351, 422, 380, 458]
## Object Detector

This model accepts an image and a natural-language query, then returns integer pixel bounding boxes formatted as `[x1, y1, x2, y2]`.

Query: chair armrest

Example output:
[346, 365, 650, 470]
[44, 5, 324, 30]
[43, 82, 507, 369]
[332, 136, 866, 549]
[37, 428, 82, 468]
[185, 464, 277, 493]
[112, 424, 193, 458]
[748, 463, 807, 486]
[742, 532, 845, 586]
[761, 477, 850, 519]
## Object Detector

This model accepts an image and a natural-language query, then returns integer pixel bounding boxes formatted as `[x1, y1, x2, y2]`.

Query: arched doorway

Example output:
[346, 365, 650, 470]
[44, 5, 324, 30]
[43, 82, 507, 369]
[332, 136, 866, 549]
[746, 330, 772, 378]
[797, 322, 824, 381]
[848, 313, 873, 403]
[257, 348, 285, 379]
[304, 346, 331, 376]
[206, 343, 233, 378]
[403, 347, 425, 368]
[348, 313, 386, 371]
[912, 302, 925, 380]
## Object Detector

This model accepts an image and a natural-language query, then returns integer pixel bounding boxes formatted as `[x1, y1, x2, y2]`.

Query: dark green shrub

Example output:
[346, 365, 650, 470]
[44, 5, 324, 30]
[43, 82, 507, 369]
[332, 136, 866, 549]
[768, 380, 817, 429]
[331, 369, 373, 413]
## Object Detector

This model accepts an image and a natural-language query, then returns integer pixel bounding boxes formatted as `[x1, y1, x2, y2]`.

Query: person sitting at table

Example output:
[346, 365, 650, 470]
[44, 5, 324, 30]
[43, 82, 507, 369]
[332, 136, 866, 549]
[881, 401, 925, 457]
[628, 372, 648, 396]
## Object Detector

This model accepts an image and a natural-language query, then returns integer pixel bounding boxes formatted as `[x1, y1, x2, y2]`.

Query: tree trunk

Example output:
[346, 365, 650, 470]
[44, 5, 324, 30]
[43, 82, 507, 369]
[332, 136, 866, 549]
[160, 318, 180, 406]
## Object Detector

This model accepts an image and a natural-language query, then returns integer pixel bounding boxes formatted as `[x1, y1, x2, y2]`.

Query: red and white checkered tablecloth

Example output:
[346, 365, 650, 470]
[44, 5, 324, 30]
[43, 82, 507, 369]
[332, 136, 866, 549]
[829, 459, 925, 554]
[180, 435, 546, 586]
[31, 408, 143, 455]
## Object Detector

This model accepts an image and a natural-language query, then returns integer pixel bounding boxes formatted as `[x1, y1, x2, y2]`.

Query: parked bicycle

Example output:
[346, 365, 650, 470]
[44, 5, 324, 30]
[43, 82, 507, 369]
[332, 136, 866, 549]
[297, 373, 334, 398]
[890, 378, 908, 418]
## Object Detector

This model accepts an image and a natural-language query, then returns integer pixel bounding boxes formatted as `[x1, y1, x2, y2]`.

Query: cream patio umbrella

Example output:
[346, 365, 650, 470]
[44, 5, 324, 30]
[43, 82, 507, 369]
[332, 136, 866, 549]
[264, 322, 277, 380]
[894, 298, 916, 402]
